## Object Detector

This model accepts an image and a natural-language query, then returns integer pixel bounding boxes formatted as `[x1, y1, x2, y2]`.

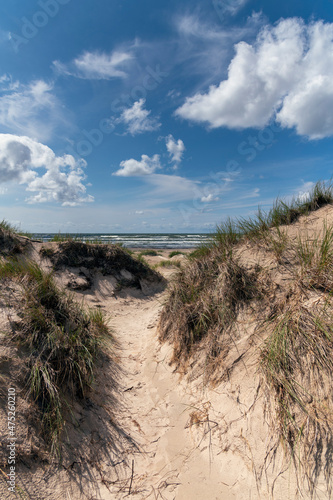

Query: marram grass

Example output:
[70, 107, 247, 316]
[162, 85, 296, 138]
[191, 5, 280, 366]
[1, 258, 114, 455]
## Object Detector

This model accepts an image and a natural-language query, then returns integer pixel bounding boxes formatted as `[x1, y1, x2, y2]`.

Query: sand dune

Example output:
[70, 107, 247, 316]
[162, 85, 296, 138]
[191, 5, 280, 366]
[1, 207, 333, 499]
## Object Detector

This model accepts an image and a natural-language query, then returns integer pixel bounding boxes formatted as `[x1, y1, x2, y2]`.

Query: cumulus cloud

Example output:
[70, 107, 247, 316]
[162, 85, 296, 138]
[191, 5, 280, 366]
[116, 99, 161, 135]
[0, 134, 93, 206]
[201, 194, 219, 203]
[53, 50, 133, 79]
[165, 135, 185, 165]
[0, 79, 65, 141]
[113, 154, 161, 176]
[176, 18, 333, 139]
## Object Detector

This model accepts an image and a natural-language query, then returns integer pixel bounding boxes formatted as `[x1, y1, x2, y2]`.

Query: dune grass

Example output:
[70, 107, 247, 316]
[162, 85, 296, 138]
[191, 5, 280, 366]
[296, 223, 333, 290]
[159, 182, 333, 376]
[168, 251, 184, 258]
[0, 220, 17, 233]
[154, 259, 182, 269]
[188, 180, 333, 261]
[1, 257, 114, 455]
[158, 250, 261, 380]
[50, 233, 80, 243]
[237, 180, 333, 240]
[0, 219, 32, 238]
[139, 249, 159, 257]
[260, 299, 333, 462]
[158, 178, 333, 478]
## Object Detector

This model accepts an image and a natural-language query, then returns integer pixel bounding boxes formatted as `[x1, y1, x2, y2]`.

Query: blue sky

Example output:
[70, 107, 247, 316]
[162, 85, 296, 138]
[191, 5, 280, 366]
[0, 0, 333, 233]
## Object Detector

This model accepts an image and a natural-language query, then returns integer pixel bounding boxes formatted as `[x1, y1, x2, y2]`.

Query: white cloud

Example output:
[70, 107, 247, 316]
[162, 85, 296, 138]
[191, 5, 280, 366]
[213, 0, 249, 17]
[176, 11, 260, 43]
[176, 18, 333, 139]
[144, 174, 201, 203]
[53, 50, 133, 80]
[0, 74, 19, 92]
[0, 79, 65, 141]
[201, 194, 219, 203]
[173, 12, 263, 88]
[113, 154, 161, 176]
[0, 134, 93, 206]
[165, 135, 185, 165]
[295, 181, 315, 203]
[116, 99, 160, 135]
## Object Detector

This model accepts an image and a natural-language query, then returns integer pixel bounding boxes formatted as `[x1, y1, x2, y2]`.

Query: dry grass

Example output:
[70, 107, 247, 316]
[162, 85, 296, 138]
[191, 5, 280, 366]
[261, 299, 333, 439]
[158, 249, 261, 381]
[158, 179, 333, 492]
[1, 257, 115, 456]
[188, 179, 333, 260]
[48, 240, 165, 288]
[0, 219, 31, 239]
[296, 223, 333, 291]
[154, 259, 182, 269]
[0, 221, 29, 256]
[259, 287, 333, 495]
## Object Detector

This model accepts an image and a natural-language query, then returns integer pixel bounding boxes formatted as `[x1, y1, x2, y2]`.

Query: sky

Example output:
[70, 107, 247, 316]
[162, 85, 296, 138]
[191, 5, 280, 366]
[0, 0, 333, 233]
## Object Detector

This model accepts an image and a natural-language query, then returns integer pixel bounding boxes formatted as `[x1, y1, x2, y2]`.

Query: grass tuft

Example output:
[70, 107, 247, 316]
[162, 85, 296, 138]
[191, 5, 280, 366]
[139, 249, 159, 257]
[260, 300, 333, 458]
[154, 259, 182, 269]
[158, 251, 261, 380]
[0, 219, 31, 238]
[168, 251, 184, 258]
[296, 223, 333, 291]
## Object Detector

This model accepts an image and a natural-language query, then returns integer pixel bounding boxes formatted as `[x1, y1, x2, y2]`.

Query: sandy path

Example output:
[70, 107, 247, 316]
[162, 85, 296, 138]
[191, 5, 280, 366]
[103, 289, 233, 500]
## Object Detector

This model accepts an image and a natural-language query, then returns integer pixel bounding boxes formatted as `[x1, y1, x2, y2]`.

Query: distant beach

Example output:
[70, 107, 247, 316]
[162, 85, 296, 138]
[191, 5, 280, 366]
[31, 233, 211, 249]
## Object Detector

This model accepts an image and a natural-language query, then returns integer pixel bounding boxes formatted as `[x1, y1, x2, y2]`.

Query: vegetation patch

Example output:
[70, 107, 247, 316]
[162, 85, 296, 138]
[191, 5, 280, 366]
[0, 220, 31, 256]
[168, 251, 184, 258]
[139, 249, 159, 257]
[1, 258, 114, 455]
[261, 300, 333, 441]
[187, 180, 333, 261]
[158, 179, 333, 490]
[158, 249, 261, 380]
[47, 241, 165, 290]
[154, 259, 182, 269]
[39, 246, 55, 258]
[296, 223, 333, 290]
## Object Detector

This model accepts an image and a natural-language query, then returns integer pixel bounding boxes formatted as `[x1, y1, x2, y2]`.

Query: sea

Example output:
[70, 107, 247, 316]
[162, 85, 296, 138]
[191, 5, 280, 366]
[31, 233, 212, 249]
